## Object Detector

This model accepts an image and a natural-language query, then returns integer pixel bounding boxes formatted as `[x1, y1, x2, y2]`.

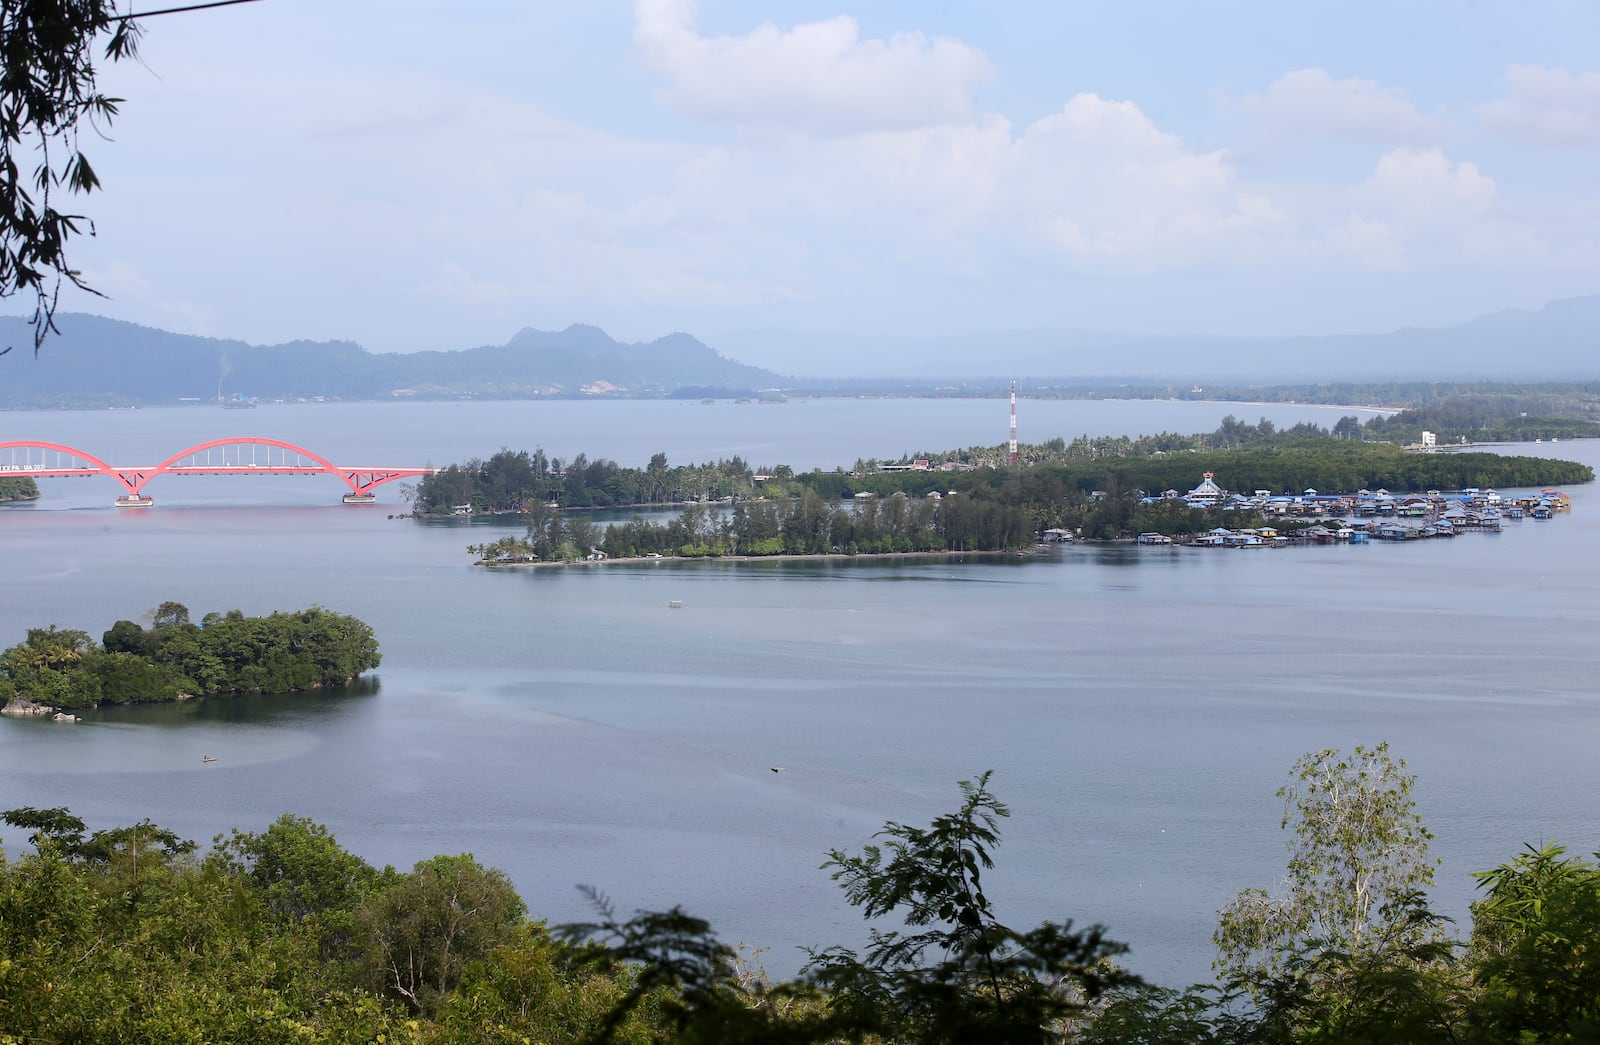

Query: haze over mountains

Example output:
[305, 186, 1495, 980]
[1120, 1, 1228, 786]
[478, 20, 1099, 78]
[0, 294, 1596, 407]
[719, 293, 1600, 381]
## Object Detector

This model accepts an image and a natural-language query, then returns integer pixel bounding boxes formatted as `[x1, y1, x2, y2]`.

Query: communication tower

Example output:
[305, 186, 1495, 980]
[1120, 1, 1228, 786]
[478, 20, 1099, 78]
[1008, 380, 1019, 467]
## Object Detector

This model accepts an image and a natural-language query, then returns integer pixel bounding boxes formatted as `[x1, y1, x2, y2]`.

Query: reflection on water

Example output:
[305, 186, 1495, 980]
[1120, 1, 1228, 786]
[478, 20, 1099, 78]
[80, 677, 381, 727]
[1, 681, 381, 776]
[1092, 545, 1156, 566]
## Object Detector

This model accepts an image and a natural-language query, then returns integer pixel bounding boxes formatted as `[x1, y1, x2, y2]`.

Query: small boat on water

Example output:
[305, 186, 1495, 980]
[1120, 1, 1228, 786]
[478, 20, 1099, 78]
[201, 755, 218, 763]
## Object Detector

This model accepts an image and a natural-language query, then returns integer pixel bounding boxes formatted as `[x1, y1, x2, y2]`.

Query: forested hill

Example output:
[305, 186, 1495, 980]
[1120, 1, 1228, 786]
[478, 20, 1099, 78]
[0, 315, 783, 406]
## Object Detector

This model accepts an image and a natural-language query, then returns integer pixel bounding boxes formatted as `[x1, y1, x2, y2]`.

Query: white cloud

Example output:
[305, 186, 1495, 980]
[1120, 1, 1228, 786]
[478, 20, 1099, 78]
[1244, 68, 1438, 143]
[659, 93, 1292, 273]
[1329, 217, 1408, 271]
[632, 0, 989, 134]
[1478, 65, 1600, 146]
[1350, 147, 1542, 264]
[1005, 94, 1289, 266]
[1361, 147, 1496, 219]
[66, 2, 1596, 349]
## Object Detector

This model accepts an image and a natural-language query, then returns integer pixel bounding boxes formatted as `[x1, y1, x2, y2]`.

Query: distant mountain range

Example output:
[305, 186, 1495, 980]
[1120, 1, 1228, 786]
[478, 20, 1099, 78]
[0, 317, 783, 406]
[714, 293, 1600, 381]
[1, 294, 1596, 407]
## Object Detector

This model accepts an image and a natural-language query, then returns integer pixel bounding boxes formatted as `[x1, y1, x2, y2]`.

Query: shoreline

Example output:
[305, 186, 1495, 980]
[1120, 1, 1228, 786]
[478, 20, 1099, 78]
[478, 548, 1041, 569]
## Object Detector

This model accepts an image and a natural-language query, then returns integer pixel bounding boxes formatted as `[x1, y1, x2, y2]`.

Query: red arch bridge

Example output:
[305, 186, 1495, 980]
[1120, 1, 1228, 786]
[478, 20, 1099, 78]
[0, 438, 436, 506]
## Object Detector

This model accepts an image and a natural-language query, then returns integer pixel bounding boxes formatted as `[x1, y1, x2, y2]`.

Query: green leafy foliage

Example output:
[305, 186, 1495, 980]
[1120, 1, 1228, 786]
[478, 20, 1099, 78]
[437, 921, 667, 1045]
[1214, 744, 1440, 989]
[558, 891, 762, 1044]
[0, 808, 422, 1043]
[210, 814, 380, 926]
[417, 448, 755, 514]
[1225, 892, 1463, 1045]
[561, 772, 1136, 1045]
[806, 771, 1138, 1044]
[1467, 842, 1600, 1041]
[208, 812, 381, 971]
[1078, 983, 1246, 1045]
[6, 761, 1600, 1042]
[354, 853, 526, 1016]
[0, 804, 87, 853]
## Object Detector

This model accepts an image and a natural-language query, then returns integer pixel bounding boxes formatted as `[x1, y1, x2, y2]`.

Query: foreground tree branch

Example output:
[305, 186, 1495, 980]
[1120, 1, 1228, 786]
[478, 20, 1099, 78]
[0, 0, 142, 354]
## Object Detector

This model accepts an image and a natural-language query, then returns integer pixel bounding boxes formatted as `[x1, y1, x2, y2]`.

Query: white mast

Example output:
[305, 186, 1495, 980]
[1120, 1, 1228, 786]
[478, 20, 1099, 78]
[1008, 380, 1018, 466]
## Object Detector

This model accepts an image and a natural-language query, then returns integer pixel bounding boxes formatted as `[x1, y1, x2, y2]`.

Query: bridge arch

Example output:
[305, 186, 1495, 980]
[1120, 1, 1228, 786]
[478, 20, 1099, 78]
[1, 437, 434, 504]
[146, 437, 352, 495]
[0, 439, 136, 496]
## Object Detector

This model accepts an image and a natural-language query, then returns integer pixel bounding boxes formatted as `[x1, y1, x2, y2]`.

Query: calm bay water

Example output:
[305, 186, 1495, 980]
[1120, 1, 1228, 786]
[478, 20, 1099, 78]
[2, 398, 1597, 987]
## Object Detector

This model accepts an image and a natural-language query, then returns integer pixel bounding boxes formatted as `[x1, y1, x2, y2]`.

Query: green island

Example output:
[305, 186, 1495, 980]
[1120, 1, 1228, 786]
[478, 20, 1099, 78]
[0, 602, 380, 714]
[417, 413, 1592, 562]
[0, 475, 40, 502]
[1, 746, 1596, 1042]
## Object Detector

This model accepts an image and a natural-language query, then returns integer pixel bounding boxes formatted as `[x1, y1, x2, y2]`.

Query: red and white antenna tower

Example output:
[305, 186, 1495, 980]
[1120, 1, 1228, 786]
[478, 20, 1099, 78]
[1008, 380, 1019, 467]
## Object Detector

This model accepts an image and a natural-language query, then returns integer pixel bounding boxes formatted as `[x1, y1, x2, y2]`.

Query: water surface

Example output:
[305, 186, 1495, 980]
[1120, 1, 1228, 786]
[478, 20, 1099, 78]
[2, 401, 1594, 987]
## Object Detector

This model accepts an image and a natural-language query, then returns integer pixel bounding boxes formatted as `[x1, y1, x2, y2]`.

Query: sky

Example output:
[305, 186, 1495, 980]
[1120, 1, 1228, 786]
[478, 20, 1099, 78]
[28, 0, 1600, 360]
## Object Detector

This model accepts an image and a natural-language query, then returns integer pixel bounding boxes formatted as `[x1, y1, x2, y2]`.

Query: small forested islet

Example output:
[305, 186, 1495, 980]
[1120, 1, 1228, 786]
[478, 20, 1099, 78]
[0, 475, 39, 502]
[0, 601, 381, 711]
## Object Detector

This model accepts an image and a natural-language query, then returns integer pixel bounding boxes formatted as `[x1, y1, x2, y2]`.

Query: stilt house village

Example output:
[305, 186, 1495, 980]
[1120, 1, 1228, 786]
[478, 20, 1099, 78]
[1084, 471, 1575, 548]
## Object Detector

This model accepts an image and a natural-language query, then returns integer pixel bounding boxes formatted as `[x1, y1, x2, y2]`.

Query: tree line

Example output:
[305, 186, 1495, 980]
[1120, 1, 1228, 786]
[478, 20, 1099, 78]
[1, 746, 1595, 1043]
[0, 601, 381, 710]
[901, 413, 1596, 480]
[415, 449, 756, 514]
[463, 438, 1589, 560]
[471, 487, 1032, 562]
[1364, 396, 1600, 443]
[1056, 378, 1600, 412]
[422, 416, 1592, 559]
[418, 419, 1592, 524]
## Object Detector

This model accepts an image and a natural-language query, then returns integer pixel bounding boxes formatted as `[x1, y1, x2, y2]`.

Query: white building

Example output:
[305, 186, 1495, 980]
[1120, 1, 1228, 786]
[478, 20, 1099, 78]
[1184, 471, 1225, 508]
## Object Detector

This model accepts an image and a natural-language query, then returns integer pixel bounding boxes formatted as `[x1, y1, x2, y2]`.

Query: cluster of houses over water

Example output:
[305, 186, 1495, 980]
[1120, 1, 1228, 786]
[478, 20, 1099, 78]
[1186, 472, 1569, 546]
[1044, 471, 1573, 547]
